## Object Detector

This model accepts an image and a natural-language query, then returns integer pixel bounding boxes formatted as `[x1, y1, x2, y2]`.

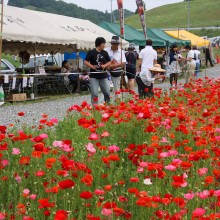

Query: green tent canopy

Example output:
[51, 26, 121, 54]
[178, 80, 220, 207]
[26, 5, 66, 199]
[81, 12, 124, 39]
[147, 28, 191, 46]
[100, 21, 165, 47]
[99, 21, 190, 47]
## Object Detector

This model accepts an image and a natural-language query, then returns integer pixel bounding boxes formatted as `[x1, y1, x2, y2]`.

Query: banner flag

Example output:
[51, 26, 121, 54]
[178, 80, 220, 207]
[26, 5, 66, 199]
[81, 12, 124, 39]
[136, 0, 147, 39]
[117, 0, 124, 37]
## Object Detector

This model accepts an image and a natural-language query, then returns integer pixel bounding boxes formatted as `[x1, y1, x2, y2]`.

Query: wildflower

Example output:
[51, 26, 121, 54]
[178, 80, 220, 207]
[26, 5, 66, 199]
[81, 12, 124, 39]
[80, 191, 93, 199]
[58, 179, 75, 189]
[192, 208, 206, 217]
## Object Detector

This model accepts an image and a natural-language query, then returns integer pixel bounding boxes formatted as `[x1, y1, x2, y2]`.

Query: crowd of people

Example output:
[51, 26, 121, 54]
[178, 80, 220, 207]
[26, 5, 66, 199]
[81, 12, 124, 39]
[62, 36, 214, 105]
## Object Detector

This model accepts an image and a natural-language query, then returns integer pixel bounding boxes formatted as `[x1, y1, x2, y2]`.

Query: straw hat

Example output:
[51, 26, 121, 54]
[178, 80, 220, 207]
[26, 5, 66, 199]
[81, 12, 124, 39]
[149, 64, 166, 72]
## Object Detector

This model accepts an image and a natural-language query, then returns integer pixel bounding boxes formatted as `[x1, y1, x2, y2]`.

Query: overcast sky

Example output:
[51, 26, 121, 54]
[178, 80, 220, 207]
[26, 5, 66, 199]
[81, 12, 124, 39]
[5, 0, 183, 12]
[63, 0, 183, 12]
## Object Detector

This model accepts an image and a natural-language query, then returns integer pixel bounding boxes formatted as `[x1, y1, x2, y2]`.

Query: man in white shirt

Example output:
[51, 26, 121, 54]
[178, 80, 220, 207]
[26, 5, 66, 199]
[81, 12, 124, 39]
[136, 39, 164, 98]
[105, 36, 126, 99]
[192, 45, 201, 78]
[183, 45, 196, 84]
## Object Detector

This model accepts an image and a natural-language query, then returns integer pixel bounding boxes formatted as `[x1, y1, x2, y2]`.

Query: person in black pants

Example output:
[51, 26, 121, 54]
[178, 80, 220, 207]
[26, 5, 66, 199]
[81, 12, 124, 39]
[125, 43, 139, 91]
[203, 47, 214, 67]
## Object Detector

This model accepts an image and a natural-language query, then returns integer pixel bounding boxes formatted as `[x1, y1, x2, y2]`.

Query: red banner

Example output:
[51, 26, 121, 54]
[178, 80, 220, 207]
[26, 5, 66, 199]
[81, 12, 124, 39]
[117, 0, 124, 37]
[136, 0, 147, 39]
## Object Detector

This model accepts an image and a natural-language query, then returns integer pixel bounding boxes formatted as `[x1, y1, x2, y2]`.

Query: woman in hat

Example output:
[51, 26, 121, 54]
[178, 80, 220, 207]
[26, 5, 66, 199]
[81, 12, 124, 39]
[167, 44, 181, 87]
[125, 43, 139, 91]
[136, 64, 165, 98]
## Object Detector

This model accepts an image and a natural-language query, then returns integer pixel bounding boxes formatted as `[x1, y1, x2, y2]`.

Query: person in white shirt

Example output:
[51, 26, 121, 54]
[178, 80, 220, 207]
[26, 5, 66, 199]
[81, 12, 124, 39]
[192, 45, 201, 78]
[183, 45, 196, 84]
[105, 36, 126, 99]
[136, 39, 164, 98]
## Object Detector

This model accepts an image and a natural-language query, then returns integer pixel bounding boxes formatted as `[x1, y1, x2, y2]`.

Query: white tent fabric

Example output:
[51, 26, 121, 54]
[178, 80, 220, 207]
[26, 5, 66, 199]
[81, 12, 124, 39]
[2, 6, 129, 54]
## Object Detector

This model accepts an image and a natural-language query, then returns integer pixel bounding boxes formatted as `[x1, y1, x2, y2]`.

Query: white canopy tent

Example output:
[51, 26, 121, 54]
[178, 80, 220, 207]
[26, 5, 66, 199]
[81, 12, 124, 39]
[2, 6, 129, 54]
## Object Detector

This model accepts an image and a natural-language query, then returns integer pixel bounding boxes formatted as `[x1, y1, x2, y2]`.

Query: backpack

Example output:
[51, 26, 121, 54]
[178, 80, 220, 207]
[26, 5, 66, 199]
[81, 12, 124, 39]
[126, 51, 137, 69]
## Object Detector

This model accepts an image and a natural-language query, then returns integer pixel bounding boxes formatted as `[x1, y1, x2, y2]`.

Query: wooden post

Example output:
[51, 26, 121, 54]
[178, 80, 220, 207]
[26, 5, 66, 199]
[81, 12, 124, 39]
[0, 0, 4, 71]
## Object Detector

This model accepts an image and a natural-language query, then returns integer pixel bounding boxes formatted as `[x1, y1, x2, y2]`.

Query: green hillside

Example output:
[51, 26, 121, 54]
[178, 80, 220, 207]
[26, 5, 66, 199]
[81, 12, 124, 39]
[125, 0, 220, 29]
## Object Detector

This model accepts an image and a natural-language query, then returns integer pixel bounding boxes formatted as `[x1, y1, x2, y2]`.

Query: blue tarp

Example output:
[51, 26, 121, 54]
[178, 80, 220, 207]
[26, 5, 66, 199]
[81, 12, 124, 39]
[64, 51, 87, 61]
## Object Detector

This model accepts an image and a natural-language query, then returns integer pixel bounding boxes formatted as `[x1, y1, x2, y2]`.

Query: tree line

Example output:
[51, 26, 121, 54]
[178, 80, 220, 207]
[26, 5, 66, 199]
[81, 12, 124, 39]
[8, 0, 134, 24]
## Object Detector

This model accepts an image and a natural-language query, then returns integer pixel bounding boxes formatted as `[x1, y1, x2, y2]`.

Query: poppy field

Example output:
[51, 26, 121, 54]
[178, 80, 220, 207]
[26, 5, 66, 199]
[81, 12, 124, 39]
[0, 78, 220, 220]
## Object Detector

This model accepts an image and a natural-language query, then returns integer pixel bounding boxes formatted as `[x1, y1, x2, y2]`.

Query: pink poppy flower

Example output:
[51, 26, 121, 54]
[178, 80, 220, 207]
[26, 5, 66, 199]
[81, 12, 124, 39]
[139, 162, 148, 167]
[184, 193, 195, 200]
[137, 167, 144, 173]
[101, 208, 112, 216]
[215, 136, 220, 141]
[85, 143, 96, 154]
[62, 144, 74, 153]
[50, 118, 58, 124]
[102, 113, 109, 119]
[215, 128, 220, 133]
[165, 164, 177, 171]
[159, 152, 169, 158]
[198, 190, 210, 199]
[39, 133, 48, 139]
[15, 174, 21, 183]
[30, 194, 37, 200]
[94, 189, 105, 195]
[101, 131, 110, 138]
[1, 160, 9, 168]
[108, 145, 120, 153]
[214, 190, 220, 197]
[98, 123, 105, 127]
[0, 213, 6, 220]
[183, 173, 188, 179]
[192, 208, 206, 217]
[88, 133, 99, 140]
[12, 148, 20, 155]
[160, 137, 169, 143]
[172, 159, 182, 164]
[23, 189, 30, 195]
[53, 141, 63, 148]
[168, 150, 178, 156]
[197, 168, 208, 176]
[137, 113, 144, 119]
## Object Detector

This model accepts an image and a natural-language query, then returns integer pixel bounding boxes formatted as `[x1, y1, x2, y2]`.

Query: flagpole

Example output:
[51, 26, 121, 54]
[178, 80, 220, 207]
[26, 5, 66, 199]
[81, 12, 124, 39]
[0, 0, 4, 71]
[144, 1, 147, 39]
[117, 0, 127, 93]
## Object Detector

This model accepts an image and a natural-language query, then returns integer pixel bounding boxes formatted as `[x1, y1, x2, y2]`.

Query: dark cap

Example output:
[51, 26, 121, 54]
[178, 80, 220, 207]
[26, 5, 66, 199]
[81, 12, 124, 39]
[110, 36, 120, 44]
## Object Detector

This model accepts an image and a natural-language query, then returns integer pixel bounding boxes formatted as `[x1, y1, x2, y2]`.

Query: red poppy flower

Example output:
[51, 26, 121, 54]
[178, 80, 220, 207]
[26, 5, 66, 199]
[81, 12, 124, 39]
[171, 175, 187, 188]
[54, 210, 68, 220]
[38, 198, 55, 209]
[19, 156, 30, 165]
[0, 125, 7, 134]
[81, 174, 93, 186]
[58, 179, 75, 189]
[33, 143, 44, 152]
[103, 201, 117, 209]
[18, 112, 25, 116]
[80, 191, 93, 199]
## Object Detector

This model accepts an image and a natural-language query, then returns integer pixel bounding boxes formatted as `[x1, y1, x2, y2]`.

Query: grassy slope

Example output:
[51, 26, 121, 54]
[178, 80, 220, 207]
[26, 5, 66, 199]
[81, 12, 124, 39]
[125, 0, 220, 30]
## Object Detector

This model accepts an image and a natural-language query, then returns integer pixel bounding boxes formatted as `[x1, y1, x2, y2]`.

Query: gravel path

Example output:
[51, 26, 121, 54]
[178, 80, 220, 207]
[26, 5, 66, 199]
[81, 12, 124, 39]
[0, 65, 219, 126]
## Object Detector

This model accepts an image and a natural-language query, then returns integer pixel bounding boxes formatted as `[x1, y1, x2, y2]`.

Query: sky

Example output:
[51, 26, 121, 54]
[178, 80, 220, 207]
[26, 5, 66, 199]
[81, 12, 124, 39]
[5, 0, 183, 12]
[63, 0, 183, 12]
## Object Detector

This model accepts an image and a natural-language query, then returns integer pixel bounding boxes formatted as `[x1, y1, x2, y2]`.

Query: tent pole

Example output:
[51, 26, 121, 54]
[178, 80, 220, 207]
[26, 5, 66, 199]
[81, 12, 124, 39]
[0, 0, 4, 71]
[76, 49, 80, 70]
[34, 43, 37, 73]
